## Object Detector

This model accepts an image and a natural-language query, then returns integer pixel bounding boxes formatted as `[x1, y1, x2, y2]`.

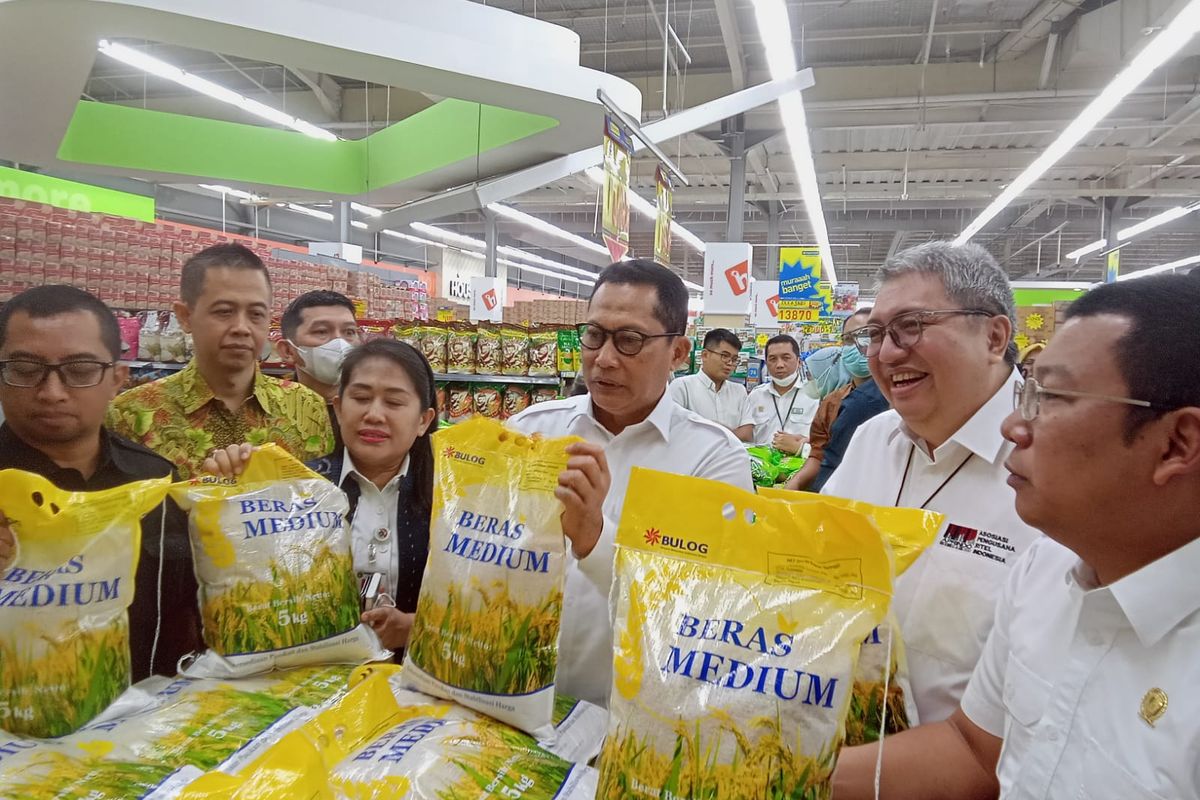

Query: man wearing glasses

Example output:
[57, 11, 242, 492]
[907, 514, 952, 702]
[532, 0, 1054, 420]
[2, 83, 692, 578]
[510, 259, 751, 707]
[834, 274, 1200, 799]
[669, 328, 747, 432]
[822, 241, 1041, 729]
[0, 285, 202, 679]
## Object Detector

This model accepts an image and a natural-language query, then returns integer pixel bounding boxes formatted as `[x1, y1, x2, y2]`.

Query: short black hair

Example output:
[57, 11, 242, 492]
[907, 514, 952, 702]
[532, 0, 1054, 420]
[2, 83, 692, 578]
[590, 258, 688, 335]
[281, 290, 356, 339]
[180, 243, 271, 307]
[765, 334, 800, 358]
[703, 328, 742, 351]
[0, 285, 121, 360]
[1064, 274, 1200, 440]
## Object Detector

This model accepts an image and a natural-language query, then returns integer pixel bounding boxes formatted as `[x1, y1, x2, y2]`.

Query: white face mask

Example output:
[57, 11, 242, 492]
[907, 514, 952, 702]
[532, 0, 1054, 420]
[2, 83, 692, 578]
[772, 370, 800, 388]
[290, 337, 355, 385]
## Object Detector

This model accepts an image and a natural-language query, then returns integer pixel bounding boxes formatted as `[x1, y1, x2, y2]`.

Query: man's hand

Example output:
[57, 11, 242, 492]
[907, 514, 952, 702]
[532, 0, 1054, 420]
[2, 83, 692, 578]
[201, 443, 255, 479]
[0, 513, 15, 573]
[361, 607, 415, 650]
[556, 441, 611, 559]
[773, 431, 807, 455]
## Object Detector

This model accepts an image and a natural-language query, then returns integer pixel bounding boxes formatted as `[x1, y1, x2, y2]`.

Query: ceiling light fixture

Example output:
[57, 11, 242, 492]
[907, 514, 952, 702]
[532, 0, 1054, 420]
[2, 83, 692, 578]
[284, 203, 334, 221]
[97, 39, 338, 141]
[1116, 253, 1200, 281]
[410, 222, 601, 285]
[496, 246, 602, 280]
[748, 0, 837, 285]
[485, 203, 612, 257]
[351, 202, 384, 218]
[198, 183, 263, 202]
[1116, 201, 1200, 241]
[954, 0, 1200, 243]
[1065, 239, 1106, 260]
[582, 167, 706, 253]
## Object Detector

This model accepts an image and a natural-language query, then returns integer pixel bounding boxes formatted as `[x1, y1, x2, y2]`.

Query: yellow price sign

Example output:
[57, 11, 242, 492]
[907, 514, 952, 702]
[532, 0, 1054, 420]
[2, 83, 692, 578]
[777, 300, 825, 322]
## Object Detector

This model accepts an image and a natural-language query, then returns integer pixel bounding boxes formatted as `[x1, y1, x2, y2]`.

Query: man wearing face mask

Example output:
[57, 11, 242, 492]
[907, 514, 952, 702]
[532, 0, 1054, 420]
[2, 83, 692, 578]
[736, 334, 819, 451]
[277, 291, 362, 448]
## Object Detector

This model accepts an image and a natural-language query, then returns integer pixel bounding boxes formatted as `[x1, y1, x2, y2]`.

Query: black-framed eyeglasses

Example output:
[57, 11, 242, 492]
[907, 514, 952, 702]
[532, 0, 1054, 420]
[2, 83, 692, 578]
[577, 323, 682, 357]
[850, 309, 995, 357]
[1014, 377, 1166, 422]
[702, 348, 738, 366]
[0, 360, 115, 388]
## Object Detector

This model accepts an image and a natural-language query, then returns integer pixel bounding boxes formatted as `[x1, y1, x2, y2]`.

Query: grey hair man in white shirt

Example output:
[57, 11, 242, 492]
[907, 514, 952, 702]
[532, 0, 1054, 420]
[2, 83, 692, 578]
[509, 259, 752, 707]
[835, 273, 1200, 799]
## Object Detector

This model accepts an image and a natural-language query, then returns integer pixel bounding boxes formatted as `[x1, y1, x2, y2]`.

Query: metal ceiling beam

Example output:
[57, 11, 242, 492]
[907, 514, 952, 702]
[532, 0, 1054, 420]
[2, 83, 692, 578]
[988, 0, 1083, 61]
[712, 0, 746, 91]
[290, 68, 343, 119]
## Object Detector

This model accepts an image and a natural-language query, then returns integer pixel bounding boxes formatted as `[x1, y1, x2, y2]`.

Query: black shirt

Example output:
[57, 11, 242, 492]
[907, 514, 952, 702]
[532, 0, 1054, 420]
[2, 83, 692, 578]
[0, 424, 202, 681]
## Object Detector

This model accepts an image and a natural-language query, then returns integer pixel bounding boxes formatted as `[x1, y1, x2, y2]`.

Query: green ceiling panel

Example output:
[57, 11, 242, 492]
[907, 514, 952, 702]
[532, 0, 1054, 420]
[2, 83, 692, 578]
[57, 98, 559, 196]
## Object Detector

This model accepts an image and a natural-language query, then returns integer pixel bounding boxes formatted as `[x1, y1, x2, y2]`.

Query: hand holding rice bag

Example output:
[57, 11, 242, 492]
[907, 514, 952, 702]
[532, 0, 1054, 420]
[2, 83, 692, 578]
[170, 445, 388, 678]
[599, 468, 896, 799]
[402, 417, 577, 738]
[0, 471, 170, 738]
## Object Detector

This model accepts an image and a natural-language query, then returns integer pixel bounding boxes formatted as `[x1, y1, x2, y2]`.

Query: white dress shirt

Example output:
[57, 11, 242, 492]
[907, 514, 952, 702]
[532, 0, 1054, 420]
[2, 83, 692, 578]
[669, 372, 748, 431]
[341, 451, 409, 600]
[822, 370, 1041, 724]
[962, 535, 1200, 799]
[741, 380, 820, 445]
[508, 391, 753, 706]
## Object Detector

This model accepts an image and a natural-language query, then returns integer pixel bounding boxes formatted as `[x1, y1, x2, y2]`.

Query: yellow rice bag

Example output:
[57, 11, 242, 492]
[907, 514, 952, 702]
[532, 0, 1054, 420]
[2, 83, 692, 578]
[402, 417, 577, 739]
[0, 471, 170, 738]
[600, 468, 895, 799]
[759, 488, 942, 744]
[169, 445, 388, 678]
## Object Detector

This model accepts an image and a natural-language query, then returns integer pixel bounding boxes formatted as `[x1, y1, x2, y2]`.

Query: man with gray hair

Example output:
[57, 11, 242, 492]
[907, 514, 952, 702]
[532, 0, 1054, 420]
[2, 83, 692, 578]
[822, 241, 1041, 727]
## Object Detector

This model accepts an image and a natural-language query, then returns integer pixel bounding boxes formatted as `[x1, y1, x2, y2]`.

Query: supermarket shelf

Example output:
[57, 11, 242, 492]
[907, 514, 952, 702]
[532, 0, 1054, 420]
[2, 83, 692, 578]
[126, 360, 292, 375]
[434, 373, 560, 385]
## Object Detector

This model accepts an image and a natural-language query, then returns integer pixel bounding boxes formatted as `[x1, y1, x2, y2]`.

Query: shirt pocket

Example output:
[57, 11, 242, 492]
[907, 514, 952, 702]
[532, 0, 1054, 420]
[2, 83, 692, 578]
[1000, 653, 1051, 761]
[1076, 738, 1169, 800]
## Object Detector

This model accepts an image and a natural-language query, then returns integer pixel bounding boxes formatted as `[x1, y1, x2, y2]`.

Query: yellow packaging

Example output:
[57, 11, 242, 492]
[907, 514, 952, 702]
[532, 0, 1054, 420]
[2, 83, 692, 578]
[599, 469, 895, 799]
[169, 445, 388, 678]
[0, 471, 170, 738]
[402, 417, 577, 738]
[760, 488, 942, 744]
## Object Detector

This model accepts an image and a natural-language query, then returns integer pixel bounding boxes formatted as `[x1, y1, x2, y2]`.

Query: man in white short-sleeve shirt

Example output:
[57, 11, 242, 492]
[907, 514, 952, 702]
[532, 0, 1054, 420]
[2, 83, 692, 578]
[737, 334, 819, 452]
[822, 242, 1040, 726]
[834, 273, 1200, 799]
[669, 328, 747, 432]
[510, 260, 751, 707]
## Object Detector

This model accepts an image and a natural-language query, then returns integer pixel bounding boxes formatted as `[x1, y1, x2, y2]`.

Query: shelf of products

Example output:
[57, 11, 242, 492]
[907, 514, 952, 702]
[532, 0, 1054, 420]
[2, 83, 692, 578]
[433, 373, 559, 386]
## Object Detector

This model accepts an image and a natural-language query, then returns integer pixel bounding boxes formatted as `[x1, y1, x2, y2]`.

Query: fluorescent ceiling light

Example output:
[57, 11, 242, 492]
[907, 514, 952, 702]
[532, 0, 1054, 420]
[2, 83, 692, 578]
[410, 221, 486, 250]
[1066, 239, 1105, 260]
[582, 167, 705, 253]
[1116, 202, 1200, 241]
[351, 220, 368, 229]
[351, 202, 384, 218]
[497, 245, 600, 280]
[503, 259, 596, 287]
[955, 0, 1200, 243]
[198, 183, 263, 202]
[748, 0, 836, 286]
[1116, 253, 1200, 281]
[97, 39, 338, 141]
[410, 222, 599, 285]
[383, 229, 448, 249]
[284, 203, 334, 221]
[486, 203, 611, 257]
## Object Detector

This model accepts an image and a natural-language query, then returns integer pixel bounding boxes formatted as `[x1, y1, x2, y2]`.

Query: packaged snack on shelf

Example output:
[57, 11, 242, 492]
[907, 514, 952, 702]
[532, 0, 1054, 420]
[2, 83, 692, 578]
[393, 321, 422, 351]
[471, 383, 503, 419]
[136, 310, 162, 361]
[117, 315, 140, 360]
[501, 384, 531, 419]
[475, 323, 503, 374]
[556, 327, 579, 373]
[531, 386, 559, 405]
[758, 488, 942, 744]
[446, 383, 474, 424]
[403, 418, 577, 738]
[500, 323, 530, 376]
[418, 321, 448, 373]
[159, 312, 188, 363]
[528, 326, 559, 376]
[0, 472, 171, 738]
[598, 468, 896, 799]
[169, 445, 388, 678]
[434, 384, 448, 421]
[357, 319, 393, 342]
[446, 322, 477, 375]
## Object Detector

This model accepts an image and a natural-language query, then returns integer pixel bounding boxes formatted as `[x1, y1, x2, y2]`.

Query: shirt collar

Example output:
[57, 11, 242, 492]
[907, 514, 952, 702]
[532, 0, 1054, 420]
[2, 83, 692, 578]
[0, 424, 127, 482]
[766, 380, 799, 399]
[891, 369, 1019, 464]
[1101, 536, 1200, 648]
[339, 448, 410, 491]
[696, 372, 719, 392]
[177, 360, 271, 415]
[574, 389, 675, 442]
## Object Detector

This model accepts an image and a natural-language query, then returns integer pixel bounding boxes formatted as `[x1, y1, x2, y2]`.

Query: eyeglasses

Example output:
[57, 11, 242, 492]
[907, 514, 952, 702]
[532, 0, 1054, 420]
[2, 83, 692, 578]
[702, 348, 738, 366]
[577, 323, 681, 357]
[850, 309, 995, 357]
[1014, 377, 1163, 422]
[0, 360, 115, 388]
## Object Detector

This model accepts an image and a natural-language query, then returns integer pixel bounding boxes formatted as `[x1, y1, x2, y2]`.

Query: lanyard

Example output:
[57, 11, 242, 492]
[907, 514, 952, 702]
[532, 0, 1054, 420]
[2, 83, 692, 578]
[771, 387, 800, 433]
[893, 444, 975, 509]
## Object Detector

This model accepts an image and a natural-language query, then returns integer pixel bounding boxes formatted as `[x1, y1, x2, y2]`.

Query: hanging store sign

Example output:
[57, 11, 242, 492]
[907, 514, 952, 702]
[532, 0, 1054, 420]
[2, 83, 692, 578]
[601, 115, 633, 263]
[1106, 250, 1120, 283]
[778, 247, 823, 301]
[703, 243, 753, 315]
[654, 165, 673, 265]
[469, 277, 503, 322]
[751, 280, 781, 328]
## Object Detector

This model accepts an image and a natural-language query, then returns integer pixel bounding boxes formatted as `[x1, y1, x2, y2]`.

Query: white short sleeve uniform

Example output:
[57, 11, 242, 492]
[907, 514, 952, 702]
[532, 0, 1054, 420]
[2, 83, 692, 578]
[508, 391, 753, 707]
[821, 370, 1041, 724]
[668, 372, 748, 431]
[740, 381, 819, 445]
[961, 535, 1200, 799]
